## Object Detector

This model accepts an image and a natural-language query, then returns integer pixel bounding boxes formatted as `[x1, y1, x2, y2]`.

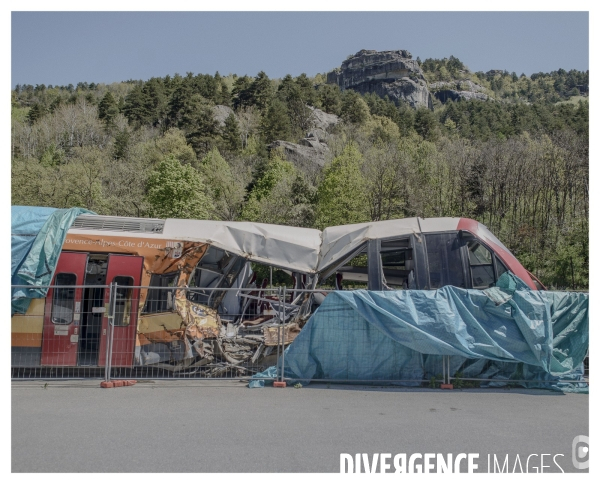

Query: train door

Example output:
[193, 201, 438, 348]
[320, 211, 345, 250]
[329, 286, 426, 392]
[78, 254, 108, 366]
[98, 255, 144, 368]
[41, 252, 88, 366]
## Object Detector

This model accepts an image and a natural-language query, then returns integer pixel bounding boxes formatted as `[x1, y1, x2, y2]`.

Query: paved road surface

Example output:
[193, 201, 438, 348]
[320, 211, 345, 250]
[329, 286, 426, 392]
[12, 380, 588, 473]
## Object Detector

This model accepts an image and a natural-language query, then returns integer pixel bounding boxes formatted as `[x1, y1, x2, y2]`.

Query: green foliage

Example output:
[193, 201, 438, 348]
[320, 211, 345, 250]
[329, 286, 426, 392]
[277, 74, 316, 138]
[98, 91, 120, 126]
[340, 90, 370, 125]
[428, 375, 442, 389]
[231, 75, 254, 110]
[260, 98, 292, 144]
[26, 103, 46, 125]
[239, 152, 314, 226]
[221, 113, 242, 152]
[39, 144, 65, 167]
[145, 155, 213, 219]
[452, 372, 479, 389]
[200, 148, 245, 220]
[144, 128, 197, 168]
[179, 94, 219, 156]
[113, 128, 131, 160]
[414, 108, 439, 141]
[10, 62, 589, 289]
[250, 71, 275, 112]
[123, 81, 168, 128]
[317, 84, 342, 115]
[421, 56, 466, 82]
[244, 152, 295, 202]
[316, 143, 369, 229]
[543, 219, 588, 289]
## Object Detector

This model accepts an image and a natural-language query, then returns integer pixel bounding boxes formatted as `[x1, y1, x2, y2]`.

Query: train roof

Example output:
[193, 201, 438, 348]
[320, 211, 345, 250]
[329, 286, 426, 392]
[69, 213, 465, 274]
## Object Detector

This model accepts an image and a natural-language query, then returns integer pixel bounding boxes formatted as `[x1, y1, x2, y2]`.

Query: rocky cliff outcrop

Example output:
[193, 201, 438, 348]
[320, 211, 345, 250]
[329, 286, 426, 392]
[270, 138, 329, 169]
[429, 80, 489, 103]
[268, 107, 339, 174]
[308, 106, 340, 133]
[327, 49, 433, 110]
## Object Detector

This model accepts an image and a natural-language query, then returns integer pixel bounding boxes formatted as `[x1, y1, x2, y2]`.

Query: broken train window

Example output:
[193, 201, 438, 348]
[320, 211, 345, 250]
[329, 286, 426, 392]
[142, 271, 179, 314]
[380, 238, 414, 289]
[317, 243, 368, 290]
[187, 246, 245, 309]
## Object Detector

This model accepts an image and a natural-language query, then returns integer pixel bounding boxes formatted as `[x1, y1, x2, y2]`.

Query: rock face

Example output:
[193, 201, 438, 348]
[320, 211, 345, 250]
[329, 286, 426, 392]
[327, 49, 433, 110]
[268, 107, 339, 174]
[308, 106, 340, 132]
[429, 80, 489, 103]
[269, 136, 329, 170]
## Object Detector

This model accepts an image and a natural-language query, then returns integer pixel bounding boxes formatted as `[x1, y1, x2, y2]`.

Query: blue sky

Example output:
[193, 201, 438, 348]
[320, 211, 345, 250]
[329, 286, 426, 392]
[11, 11, 589, 87]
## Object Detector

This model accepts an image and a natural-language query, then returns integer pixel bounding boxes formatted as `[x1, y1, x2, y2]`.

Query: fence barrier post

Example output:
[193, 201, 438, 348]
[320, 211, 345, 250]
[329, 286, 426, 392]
[441, 355, 453, 389]
[273, 285, 287, 387]
[275, 286, 281, 381]
[107, 282, 118, 381]
[442, 354, 445, 385]
[281, 285, 286, 382]
[104, 283, 113, 383]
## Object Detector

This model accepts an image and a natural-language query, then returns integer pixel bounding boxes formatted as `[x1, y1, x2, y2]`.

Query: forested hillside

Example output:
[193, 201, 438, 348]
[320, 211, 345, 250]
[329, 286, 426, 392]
[11, 56, 589, 289]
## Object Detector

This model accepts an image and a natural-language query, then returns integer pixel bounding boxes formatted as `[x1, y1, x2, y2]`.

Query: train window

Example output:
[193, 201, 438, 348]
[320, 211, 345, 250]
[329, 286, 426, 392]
[188, 246, 244, 308]
[336, 252, 368, 289]
[466, 240, 495, 289]
[143, 272, 178, 313]
[380, 239, 413, 289]
[112, 276, 133, 326]
[468, 241, 493, 265]
[187, 267, 222, 306]
[196, 246, 235, 273]
[495, 255, 508, 280]
[425, 233, 465, 289]
[223, 256, 246, 288]
[51, 273, 76, 324]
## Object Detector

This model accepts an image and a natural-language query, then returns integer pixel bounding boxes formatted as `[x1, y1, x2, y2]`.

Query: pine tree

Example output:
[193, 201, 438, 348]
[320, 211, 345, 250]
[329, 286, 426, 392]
[222, 113, 242, 151]
[98, 92, 119, 126]
[260, 99, 291, 143]
[340, 90, 369, 125]
[250, 71, 275, 112]
[26, 103, 46, 125]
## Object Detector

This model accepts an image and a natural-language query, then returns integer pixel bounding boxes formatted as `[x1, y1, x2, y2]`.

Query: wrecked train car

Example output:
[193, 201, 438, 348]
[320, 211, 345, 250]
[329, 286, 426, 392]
[317, 217, 544, 292]
[12, 210, 322, 374]
[11, 208, 543, 375]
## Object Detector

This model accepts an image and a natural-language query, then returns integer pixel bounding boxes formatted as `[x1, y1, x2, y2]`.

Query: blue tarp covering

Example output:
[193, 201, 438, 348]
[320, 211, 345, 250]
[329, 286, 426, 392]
[250, 273, 588, 392]
[11, 206, 95, 315]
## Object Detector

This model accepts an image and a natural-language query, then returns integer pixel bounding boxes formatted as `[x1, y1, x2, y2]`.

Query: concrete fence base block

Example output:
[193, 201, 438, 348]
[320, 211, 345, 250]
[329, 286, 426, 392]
[101, 380, 137, 388]
[440, 384, 454, 390]
[273, 381, 287, 388]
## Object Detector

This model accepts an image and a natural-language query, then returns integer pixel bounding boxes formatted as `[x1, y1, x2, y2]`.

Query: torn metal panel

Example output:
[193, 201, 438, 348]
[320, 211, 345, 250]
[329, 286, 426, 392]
[162, 219, 322, 273]
[174, 293, 221, 339]
[263, 322, 302, 346]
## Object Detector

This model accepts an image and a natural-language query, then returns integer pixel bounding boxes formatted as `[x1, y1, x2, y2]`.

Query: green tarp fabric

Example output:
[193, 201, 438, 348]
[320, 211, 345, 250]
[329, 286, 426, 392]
[11, 206, 95, 314]
[250, 273, 588, 392]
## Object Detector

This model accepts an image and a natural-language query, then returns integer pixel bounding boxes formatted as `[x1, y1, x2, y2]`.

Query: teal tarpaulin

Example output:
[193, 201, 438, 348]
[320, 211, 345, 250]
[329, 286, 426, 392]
[11, 206, 95, 314]
[250, 273, 588, 392]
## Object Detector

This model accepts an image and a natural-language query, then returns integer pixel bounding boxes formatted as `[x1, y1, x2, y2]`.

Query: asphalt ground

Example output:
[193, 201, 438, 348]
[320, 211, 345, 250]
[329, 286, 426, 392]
[11, 380, 589, 473]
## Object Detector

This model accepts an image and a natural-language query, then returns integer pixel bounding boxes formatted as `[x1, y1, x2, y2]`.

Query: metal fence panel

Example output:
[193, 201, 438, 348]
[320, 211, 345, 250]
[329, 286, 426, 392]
[11, 285, 588, 390]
